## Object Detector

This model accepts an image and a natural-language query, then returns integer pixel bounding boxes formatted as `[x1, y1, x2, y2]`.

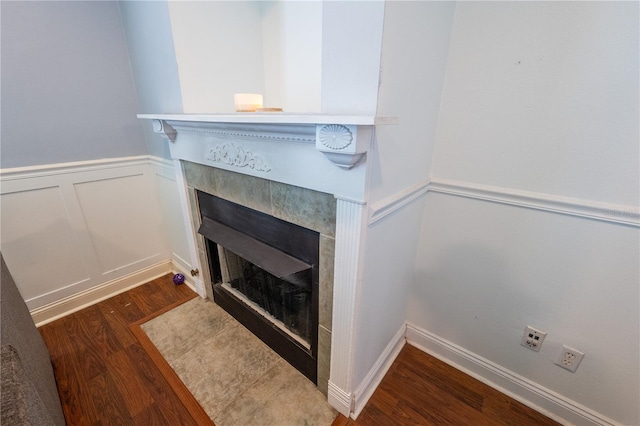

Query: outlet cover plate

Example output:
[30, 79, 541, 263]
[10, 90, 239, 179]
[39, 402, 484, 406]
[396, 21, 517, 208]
[521, 325, 547, 352]
[554, 345, 584, 372]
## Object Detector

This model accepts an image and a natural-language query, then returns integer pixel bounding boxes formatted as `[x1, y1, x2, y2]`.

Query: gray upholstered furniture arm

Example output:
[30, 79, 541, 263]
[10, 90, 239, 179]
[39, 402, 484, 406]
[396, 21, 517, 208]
[1, 254, 66, 426]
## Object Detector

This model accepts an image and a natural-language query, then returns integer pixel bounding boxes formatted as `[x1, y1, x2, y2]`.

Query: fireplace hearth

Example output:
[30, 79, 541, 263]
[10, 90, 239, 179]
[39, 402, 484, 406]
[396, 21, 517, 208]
[197, 190, 320, 382]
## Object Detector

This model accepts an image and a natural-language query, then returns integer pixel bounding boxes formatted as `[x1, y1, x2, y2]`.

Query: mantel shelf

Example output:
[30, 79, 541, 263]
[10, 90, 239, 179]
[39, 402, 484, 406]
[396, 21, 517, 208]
[138, 113, 394, 170]
[137, 113, 398, 126]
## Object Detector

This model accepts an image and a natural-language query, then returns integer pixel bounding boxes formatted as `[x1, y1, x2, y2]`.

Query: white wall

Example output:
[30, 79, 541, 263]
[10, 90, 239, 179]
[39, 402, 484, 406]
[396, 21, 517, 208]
[167, 1, 323, 113]
[150, 158, 194, 279]
[0, 1, 147, 168]
[168, 1, 265, 113]
[351, 0, 456, 396]
[412, 192, 639, 425]
[320, 1, 385, 115]
[370, 1, 456, 202]
[261, 1, 322, 112]
[431, 1, 639, 205]
[410, 2, 639, 424]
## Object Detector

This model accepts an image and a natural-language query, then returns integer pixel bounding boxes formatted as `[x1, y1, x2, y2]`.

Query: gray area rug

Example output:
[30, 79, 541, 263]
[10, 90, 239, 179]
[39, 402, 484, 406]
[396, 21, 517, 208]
[141, 297, 337, 426]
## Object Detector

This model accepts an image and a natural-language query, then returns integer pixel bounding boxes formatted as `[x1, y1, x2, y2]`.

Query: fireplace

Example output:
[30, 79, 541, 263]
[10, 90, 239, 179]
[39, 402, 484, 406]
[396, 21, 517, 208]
[197, 190, 319, 382]
[179, 158, 338, 394]
[143, 114, 379, 414]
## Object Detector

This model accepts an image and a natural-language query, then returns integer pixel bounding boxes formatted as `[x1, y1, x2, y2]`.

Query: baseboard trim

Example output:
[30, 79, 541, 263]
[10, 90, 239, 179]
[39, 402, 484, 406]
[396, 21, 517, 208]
[328, 380, 352, 417]
[32, 260, 174, 327]
[352, 323, 406, 418]
[406, 323, 619, 426]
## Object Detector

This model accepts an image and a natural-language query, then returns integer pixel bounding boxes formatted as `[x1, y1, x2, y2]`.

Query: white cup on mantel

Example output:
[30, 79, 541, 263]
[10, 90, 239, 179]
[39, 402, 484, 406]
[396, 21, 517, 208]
[234, 93, 263, 112]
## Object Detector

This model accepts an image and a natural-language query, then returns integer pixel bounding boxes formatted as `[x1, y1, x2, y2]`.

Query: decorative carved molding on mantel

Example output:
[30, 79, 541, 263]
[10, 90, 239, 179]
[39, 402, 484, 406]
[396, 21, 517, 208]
[152, 119, 177, 142]
[141, 114, 395, 170]
[318, 124, 353, 150]
[315, 124, 366, 169]
[206, 143, 271, 172]
[170, 121, 316, 143]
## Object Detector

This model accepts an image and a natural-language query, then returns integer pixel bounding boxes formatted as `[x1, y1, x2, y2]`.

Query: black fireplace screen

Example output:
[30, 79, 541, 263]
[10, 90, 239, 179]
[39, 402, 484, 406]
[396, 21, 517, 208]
[218, 247, 312, 344]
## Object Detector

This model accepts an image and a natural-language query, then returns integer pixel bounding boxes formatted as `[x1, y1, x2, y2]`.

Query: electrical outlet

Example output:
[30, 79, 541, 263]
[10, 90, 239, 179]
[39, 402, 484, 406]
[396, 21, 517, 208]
[554, 345, 584, 372]
[521, 326, 547, 352]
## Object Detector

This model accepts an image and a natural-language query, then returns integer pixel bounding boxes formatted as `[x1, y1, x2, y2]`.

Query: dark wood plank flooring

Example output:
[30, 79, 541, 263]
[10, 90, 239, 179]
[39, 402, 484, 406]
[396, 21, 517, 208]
[333, 344, 561, 426]
[39, 274, 205, 425]
[40, 274, 560, 425]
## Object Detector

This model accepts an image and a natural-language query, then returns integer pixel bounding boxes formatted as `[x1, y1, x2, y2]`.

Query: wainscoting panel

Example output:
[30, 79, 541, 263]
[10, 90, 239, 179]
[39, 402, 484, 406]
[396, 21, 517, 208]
[151, 157, 193, 275]
[0, 185, 91, 304]
[74, 172, 166, 275]
[0, 156, 171, 312]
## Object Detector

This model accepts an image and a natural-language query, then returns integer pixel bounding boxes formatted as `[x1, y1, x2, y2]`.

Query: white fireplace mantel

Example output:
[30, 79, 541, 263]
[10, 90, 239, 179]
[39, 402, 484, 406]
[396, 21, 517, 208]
[137, 113, 397, 126]
[139, 113, 397, 174]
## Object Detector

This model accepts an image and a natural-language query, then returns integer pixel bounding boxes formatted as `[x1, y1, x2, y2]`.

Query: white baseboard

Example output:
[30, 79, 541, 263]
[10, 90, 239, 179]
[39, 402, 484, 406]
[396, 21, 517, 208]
[32, 260, 173, 327]
[352, 323, 406, 418]
[327, 380, 352, 417]
[406, 323, 619, 426]
[327, 323, 406, 419]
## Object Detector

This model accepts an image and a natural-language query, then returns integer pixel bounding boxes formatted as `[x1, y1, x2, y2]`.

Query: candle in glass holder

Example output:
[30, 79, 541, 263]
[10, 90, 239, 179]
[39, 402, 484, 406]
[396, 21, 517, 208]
[234, 93, 263, 112]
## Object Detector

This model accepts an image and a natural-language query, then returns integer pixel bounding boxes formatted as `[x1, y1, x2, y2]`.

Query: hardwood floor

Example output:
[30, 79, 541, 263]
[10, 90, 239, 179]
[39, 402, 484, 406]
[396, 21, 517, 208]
[40, 274, 560, 425]
[39, 274, 203, 425]
[333, 344, 561, 426]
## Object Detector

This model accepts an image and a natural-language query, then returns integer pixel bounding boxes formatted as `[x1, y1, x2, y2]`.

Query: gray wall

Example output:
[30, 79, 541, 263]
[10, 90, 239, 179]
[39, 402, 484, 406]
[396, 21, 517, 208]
[1, 1, 147, 168]
[119, 0, 183, 159]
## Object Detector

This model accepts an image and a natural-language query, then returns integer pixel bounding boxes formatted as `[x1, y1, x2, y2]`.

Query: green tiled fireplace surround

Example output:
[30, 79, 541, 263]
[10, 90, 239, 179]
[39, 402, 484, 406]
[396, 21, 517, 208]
[182, 160, 336, 396]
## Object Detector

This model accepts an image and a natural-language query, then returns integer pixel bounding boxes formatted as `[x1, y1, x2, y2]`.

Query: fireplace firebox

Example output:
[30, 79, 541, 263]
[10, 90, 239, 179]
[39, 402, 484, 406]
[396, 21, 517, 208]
[197, 190, 319, 383]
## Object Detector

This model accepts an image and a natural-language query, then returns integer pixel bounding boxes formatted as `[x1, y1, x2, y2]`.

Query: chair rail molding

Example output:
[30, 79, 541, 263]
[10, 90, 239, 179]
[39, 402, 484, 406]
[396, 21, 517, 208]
[428, 178, 640, 227]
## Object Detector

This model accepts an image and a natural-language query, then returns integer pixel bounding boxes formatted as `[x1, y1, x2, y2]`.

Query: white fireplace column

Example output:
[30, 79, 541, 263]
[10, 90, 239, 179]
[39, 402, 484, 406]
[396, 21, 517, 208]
[327, 197, 367, 415]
